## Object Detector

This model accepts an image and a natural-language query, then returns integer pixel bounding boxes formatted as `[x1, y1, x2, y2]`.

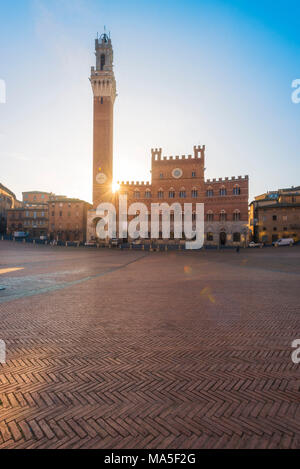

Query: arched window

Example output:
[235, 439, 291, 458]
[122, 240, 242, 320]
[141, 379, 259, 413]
[134, 190, 140, 199]
[169, 188, 175, 198]
[207, 232, 214, 241]
[157, 190, 164, 199]
[233, 232, 241, 242]
[100, 54, 105, 70]
[179, 187, 186, 198]
[206, 211, 214, 222]
[233, 185, 241, 195]
[206, 187, 214, 197]
[191, 188, 198, 198]
[220, 186, 227, 196]
[219, 210, 227, 222]
[145, 190, 151, 199]
[233, 210, 241, 221]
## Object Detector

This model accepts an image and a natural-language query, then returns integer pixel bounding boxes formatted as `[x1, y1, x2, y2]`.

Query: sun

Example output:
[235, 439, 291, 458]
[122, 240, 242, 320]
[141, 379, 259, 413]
[112, 182, 120, 193]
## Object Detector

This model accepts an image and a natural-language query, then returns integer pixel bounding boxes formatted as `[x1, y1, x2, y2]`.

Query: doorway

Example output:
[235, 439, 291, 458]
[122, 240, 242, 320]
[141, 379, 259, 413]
[219, 231, 227, 246]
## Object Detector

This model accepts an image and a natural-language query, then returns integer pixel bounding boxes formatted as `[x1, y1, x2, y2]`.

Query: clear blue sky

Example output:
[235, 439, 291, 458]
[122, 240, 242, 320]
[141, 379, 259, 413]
[1, 0, 300, 202]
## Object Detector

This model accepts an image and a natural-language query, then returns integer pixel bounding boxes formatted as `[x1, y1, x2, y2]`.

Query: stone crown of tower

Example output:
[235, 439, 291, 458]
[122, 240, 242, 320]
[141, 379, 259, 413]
[90, 32, 116, 101]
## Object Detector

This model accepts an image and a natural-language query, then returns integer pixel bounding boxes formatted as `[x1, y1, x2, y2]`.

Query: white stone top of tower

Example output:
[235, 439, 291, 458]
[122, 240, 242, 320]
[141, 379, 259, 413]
[90, 33, 116, 101]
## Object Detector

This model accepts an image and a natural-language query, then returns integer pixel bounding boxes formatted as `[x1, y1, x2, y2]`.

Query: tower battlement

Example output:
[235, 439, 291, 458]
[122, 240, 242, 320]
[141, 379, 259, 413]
[151, 145, 205, 162]
[151, 148, 162, 160]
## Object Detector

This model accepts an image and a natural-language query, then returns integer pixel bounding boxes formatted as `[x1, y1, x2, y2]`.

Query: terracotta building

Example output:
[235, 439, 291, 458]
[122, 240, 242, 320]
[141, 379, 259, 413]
[7, 192, 49, 238]
[49, 198, 91, 243]
[7, 191, 91, 242]
[87, 34, 249, 246]
[249, 186, 300, 244]
[22, 191, 52, 205]
[7, 205, 49, 239]
[7, 190, 50, 238]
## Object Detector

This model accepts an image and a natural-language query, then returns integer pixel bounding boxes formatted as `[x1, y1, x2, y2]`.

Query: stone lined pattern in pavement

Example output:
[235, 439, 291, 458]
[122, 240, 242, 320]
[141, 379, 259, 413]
[0, 242, 299, 449]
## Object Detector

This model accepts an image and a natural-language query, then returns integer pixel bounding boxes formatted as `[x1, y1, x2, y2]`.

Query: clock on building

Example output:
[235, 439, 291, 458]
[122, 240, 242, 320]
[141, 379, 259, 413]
[172, 168, 183, 179]
[96, 172, 107, 185]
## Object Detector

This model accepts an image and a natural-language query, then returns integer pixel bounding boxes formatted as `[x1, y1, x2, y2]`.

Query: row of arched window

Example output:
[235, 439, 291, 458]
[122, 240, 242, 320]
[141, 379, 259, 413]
[123, 186, 241, 199]
[206, 210, 241, 222]
[130, 189, 199, 199]
[206, 186, 241, 197]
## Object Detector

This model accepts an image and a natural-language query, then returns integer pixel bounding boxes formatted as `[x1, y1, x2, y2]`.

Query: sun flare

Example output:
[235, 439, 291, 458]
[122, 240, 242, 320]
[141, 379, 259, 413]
[112, 182, 120, 193]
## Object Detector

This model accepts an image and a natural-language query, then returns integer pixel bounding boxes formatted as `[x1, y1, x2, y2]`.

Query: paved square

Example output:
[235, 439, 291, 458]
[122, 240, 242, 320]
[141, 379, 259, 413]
[0, 241, 299, 448]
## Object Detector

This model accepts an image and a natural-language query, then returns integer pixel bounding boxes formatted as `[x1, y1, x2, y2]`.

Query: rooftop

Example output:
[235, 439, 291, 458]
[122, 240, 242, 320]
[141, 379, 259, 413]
[0, 183, 16, 199]
[22, 191, 52, 195]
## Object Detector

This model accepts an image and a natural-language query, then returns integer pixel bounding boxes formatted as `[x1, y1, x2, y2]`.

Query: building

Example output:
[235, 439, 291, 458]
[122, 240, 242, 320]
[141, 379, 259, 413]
[49, 198, 91, 243]
[22, 191, 52, 205]
[7, 199, 49, 239]
[0, 183, 18, 234]
[249, 186, 300, 244]
[87, 34, 249, 246]
[7, 191, 50, 238]
[7, 191, 91, 242]
[115, 148, 249, 246]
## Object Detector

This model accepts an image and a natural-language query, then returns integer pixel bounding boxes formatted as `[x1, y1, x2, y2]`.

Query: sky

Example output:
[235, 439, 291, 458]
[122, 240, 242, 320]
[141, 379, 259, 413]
[0, 0, 300, 203]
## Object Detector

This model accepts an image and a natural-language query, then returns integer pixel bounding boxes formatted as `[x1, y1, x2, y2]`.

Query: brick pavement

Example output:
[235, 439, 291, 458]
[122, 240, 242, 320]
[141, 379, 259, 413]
[0, 242, 299, 448]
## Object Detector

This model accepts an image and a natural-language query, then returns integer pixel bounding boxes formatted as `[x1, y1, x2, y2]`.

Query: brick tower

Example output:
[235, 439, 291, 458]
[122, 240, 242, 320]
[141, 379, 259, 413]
[90, 33, 116, 207]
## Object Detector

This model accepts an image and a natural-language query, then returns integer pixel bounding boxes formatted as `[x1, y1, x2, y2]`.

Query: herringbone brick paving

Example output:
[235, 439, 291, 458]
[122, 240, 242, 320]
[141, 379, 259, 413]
[0, 242, 299, 448]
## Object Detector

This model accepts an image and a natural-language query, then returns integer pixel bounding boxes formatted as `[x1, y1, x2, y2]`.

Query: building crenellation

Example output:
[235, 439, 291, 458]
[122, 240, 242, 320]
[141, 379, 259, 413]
[151, 145, 205, 162]
[206, 175, 248, 183]
[117, 181, 151, 187]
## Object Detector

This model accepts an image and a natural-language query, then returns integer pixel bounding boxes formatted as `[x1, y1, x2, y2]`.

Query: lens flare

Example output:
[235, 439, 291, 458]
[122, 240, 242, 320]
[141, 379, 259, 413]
[200, 286, 215, 304]
[184, 265, 192, 275]
[112, 182, 120, 193]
